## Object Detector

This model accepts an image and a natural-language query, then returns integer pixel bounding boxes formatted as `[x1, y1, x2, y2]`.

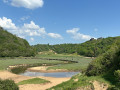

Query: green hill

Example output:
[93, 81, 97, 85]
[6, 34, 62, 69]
[0, 27, 36, 57]
[48, 39, 120, 90]
[33, 36, 120, 57]
[85, 39, 120, 89]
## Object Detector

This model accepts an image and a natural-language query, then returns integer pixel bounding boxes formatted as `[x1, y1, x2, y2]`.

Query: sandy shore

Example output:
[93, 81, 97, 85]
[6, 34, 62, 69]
[0, 70, 70, 90]
[27, 66, 69, 72]
[19, 76, 70, 90]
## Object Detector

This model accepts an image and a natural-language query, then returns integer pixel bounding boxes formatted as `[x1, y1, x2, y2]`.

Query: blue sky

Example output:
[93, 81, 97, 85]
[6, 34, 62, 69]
[0, 0, 120, 45]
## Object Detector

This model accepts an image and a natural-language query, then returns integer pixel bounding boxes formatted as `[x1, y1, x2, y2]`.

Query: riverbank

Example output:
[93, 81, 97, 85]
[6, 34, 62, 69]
[27, 66, 69, 73]
[0, 71, 70, 90]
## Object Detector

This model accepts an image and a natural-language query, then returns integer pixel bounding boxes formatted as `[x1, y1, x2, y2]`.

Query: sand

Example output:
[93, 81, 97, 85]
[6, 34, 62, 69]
[0, 70, 70, 90]
[27, 66, 69, 72]
[19, 76, 70, 90]
[0, 66, 108, 90]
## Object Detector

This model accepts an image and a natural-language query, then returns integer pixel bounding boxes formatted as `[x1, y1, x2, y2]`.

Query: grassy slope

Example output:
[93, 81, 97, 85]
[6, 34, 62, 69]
[17, 78, 50, 85]
[48, 74, 109, 90]
[0, 27, 35, 57]
[49, 41, 120, 90]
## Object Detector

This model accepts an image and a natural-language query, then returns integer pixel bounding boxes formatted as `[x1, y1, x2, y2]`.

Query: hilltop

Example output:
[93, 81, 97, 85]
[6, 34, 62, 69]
[0, 27, 36, 57]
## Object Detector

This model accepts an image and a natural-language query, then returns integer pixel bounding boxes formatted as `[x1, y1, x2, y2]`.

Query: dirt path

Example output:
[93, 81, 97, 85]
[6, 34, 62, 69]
[0, 71, 70, 90]
[93, 81, 108, 90]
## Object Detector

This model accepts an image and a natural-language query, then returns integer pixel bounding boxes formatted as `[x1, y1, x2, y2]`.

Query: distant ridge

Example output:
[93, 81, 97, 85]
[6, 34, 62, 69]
[33, 36, 120, 57]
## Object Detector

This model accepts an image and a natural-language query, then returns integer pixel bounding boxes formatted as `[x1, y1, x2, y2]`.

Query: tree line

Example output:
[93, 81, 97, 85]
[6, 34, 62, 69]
[33, 36, 120, 57]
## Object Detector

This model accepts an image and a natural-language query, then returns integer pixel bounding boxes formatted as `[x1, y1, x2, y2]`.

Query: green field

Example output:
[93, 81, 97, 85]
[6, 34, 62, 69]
[0, 58, 63, 70]
[0, 53, 93, 71]
[36, 54, 93, 71]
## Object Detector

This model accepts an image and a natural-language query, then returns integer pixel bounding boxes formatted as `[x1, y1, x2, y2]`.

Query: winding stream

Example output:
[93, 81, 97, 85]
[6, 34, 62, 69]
[20, 71, 79, 78]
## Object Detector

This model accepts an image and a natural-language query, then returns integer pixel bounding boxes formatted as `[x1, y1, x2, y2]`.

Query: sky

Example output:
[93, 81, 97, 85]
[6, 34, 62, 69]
[0, 0, 120, 45]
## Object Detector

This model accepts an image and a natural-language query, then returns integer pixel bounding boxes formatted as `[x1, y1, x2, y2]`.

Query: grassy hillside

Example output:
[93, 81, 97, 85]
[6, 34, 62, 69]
[85, 39, 120, 89]
[0, 27, 36, 57]
[33, 36, 120, 57]
[48, 39, 120, 89]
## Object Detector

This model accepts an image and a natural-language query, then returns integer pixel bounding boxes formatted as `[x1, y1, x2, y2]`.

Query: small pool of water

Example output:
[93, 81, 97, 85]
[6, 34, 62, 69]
[20, 71, 80, 78]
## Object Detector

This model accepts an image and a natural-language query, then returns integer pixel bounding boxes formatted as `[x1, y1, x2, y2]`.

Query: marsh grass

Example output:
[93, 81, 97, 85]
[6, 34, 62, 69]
[0, 59, 64, 70]
[0, 54, 92, 72]
[36, 54, 93, 71]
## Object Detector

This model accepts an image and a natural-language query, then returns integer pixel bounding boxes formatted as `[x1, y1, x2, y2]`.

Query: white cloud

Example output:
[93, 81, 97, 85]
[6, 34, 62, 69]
[0, 17, 63, 41]
[0, 17, 17, 30]
[66, 28, 79, 35]
[11, 0, 44, 9]
[48, 33, 63, 39]
[22, 21, 46, 36]
[0, 17, 46, 37]
[66, 28, 93, 40]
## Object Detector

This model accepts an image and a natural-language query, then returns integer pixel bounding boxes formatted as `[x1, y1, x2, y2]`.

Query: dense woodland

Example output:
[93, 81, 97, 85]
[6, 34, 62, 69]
[0, 27, 36, 57]
[33, 36, 120, 57]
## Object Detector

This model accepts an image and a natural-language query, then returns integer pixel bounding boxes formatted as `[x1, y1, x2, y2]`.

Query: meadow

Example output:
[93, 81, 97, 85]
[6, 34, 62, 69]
[0, 58, 63, 71]
[36, 53, 93, 71]
[0, 52, 93, 72]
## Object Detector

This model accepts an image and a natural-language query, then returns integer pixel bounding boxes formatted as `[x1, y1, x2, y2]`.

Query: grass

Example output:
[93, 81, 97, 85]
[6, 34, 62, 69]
[0, 53, 93, 71]
[17, 78, 50, 85]
[0, 59, 64, 70]
[36, 54, 93, 71]
[48, 74, 110, 90]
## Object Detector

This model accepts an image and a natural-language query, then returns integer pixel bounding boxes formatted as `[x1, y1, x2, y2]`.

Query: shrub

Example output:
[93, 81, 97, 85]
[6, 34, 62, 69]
[114, 70, 120, 82]
[0, 79, 19, 90]
[85, 42, 120, 76]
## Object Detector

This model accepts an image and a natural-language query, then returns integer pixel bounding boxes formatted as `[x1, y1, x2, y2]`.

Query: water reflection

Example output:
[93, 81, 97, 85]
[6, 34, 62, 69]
[20, 71, 79, 78]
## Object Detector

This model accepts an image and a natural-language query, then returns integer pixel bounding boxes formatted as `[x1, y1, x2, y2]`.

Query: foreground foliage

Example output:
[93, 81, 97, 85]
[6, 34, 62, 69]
[48, 74, 108, 90]
[86, 40, 120, 89]
[0, 79, 19, 90]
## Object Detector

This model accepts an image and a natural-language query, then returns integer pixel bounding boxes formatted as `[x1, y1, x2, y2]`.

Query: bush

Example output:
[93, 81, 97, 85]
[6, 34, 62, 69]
[114, 70, 120, 82]
[85, 42, 120, 76]
[0, 79, 19, 90]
